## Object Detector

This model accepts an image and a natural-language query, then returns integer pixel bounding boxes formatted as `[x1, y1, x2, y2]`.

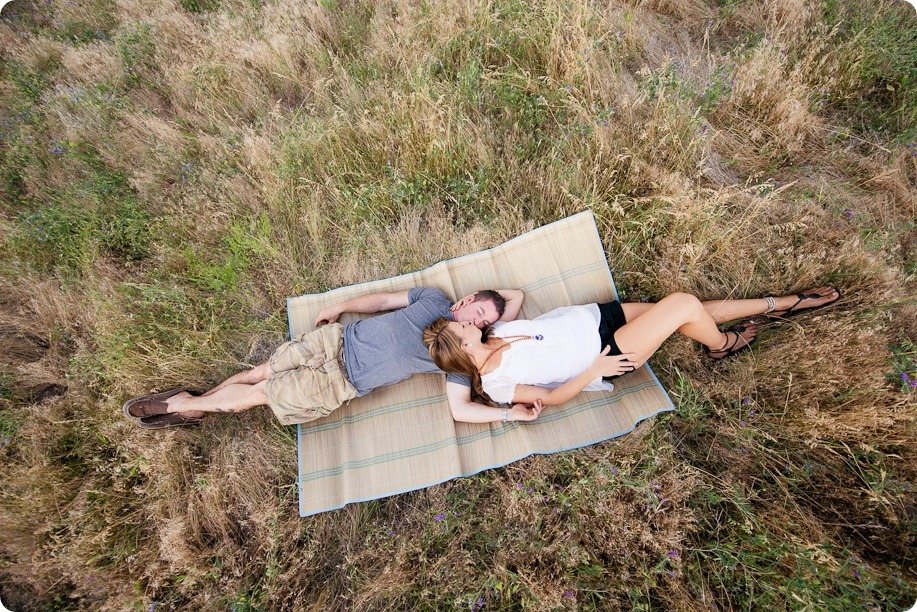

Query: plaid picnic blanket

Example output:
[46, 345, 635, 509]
[288, 211, 674, 517]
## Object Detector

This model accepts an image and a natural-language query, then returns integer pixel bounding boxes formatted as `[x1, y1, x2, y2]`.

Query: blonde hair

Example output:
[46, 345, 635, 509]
[423, 317, 494, 406]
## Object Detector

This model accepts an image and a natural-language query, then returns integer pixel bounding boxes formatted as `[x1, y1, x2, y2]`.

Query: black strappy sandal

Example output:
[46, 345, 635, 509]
[768, 287, 841, 319]
[706, 323, 757, 360]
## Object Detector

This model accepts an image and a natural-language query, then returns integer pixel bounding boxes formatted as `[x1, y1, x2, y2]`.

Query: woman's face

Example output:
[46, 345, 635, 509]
[447, 320, 482, 352]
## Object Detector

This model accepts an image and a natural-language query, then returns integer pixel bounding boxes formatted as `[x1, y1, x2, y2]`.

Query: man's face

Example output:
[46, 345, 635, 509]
[452, 294, 500, 329]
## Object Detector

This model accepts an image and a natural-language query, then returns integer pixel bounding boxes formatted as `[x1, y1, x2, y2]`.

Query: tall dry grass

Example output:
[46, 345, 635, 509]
[1, 0, 915, 608]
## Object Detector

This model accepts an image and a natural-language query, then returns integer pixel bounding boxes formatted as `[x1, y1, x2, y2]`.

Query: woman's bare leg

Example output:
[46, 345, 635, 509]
[612, 293, 756, 366]
[620, 286, 839, 324]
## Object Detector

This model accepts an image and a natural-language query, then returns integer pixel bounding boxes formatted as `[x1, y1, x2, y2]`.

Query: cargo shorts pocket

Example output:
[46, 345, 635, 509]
[265, 367, 354, 425]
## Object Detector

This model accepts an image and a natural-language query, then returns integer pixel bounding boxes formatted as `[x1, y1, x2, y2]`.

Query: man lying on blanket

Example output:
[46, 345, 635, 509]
[122, 288, 532, 429]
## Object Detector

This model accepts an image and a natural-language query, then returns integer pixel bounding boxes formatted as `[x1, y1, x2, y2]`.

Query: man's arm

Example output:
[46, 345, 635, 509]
[314, 290, 411, 327]
[496, 289, 524, 322]
[445, 381, 543, 423]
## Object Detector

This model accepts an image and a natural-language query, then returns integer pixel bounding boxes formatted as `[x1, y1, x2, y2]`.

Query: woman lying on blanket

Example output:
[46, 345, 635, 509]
[423, 287, 839, 422]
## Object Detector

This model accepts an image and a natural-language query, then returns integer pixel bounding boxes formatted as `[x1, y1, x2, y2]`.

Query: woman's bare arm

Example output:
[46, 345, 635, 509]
[510, 347, 638, 406]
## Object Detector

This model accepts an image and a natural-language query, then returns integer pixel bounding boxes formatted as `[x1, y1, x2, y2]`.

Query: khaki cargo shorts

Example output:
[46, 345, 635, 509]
[265, 323, 358, 425]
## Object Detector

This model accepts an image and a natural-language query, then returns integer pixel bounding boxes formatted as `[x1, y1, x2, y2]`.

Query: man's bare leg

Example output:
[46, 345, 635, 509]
[200, 361, 272, 396]
[166, 362, 272, 418]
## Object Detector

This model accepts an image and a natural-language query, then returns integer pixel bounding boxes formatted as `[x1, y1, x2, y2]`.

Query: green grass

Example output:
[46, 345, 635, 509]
[821, 0, 917, 139]
[886, 339, 917, 393]
[114, 21, 159, 88]
[8, 144, 154, 275]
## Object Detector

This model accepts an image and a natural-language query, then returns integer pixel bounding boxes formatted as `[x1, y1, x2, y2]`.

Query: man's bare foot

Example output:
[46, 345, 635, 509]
[706, 321, 758, 360]
[164, 392, 205, 419]
[770, 286, 840, 318]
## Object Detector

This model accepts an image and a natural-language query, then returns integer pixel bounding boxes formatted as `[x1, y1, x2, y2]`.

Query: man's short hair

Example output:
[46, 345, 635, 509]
[474, 290, 506, 316]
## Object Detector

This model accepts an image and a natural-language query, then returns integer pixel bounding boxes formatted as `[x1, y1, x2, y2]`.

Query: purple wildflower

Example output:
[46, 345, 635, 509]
[739, 420, 746, 426]
[434, 513, 446, 522]
[742, 397, 750, 405]
[901, 372, 910, 382]
[563, 590, 575, 598]
[668, 550, 679, 558]
[854, 569, 861, 579]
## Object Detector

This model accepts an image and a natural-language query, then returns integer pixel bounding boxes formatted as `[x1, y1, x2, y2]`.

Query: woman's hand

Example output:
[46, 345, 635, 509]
[590, 346, 640, 377]
[509, 399, 544, 421]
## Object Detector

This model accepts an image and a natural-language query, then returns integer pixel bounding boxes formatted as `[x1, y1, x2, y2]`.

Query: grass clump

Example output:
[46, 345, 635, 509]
[114, 21, 159, 89]
[7, 144, 154, 275]
[819, 0, 917, 139]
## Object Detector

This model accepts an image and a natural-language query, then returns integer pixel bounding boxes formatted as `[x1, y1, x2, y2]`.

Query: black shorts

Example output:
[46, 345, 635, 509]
[597, 301, 628, 380]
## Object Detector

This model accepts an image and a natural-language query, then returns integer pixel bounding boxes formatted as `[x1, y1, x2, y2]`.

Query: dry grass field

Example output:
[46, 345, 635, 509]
[1, 0, 915, 608]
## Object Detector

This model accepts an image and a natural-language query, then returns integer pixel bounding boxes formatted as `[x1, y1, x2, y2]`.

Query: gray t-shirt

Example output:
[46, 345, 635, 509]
[342, 287, 470, 396]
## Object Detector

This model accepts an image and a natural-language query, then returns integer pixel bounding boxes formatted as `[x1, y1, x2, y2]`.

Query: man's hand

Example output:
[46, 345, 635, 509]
[314, 304, 344, 327]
